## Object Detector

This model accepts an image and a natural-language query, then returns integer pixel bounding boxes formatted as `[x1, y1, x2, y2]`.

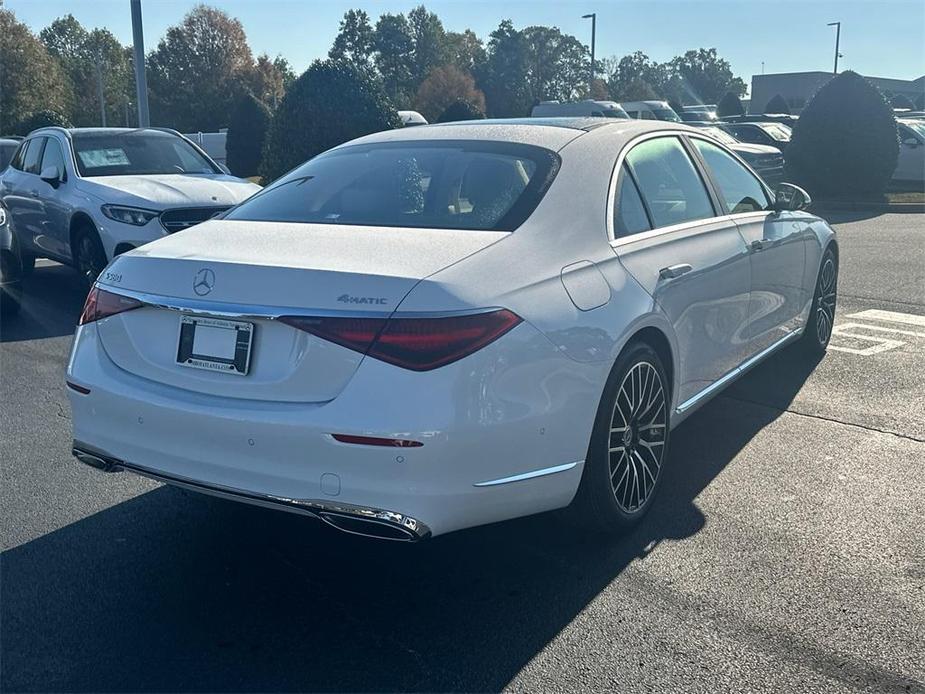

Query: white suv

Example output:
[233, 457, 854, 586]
[0, 127, 261, 282]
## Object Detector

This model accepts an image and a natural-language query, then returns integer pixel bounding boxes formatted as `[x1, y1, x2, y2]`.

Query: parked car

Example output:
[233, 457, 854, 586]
[0, 137, 23, 170]
[0, 202, 22, 315]
[681, 105, 719, 122]
[621, 101, 682, 122]
[0, 127, 261, 283]
[718, 121, 792, 152]
[398, 111, 428, 127]
[531, 100, 629, 119]
[722, 113, 799, 128]
[68, 119, 837, 541]
[894, 119, 925, 184]
[691, 125, 785, 184]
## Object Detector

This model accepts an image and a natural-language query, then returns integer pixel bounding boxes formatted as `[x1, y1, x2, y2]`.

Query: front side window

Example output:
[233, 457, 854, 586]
[692, 139, 770, 214]
[40, 138, 67, 178]
[22, 138, 46, 175]
[625, 136, 715, 228]
[226, 141, 559, 232]
[71, 130, 218, 177]
[613, 164, 651, 239]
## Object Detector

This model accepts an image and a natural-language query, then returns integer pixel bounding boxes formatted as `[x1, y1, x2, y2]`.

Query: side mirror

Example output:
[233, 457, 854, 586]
[902, 137, 921, 148]
[217, 163, 231, 175]
[40, 165, 61, 186]
[773, 182, 812, 212]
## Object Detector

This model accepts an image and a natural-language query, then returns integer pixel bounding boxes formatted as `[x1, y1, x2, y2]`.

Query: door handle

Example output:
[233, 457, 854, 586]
[750, 239, 767, 251]
[659, 263, 693, 279]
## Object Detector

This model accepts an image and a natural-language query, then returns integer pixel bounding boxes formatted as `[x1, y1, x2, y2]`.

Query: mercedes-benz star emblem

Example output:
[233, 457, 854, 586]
[193, 268, 215, 296]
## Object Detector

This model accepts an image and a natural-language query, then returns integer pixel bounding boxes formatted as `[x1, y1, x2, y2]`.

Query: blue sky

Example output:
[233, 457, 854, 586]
[9, 0, 925, 92]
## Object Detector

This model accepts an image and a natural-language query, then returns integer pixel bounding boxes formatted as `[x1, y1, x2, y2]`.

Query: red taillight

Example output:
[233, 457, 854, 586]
[280, 309, 522, 371]
[78, 286, 143, 325]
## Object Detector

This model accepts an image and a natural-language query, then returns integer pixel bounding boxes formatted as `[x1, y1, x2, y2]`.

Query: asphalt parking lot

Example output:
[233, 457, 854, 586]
[1, 212, 923, 693]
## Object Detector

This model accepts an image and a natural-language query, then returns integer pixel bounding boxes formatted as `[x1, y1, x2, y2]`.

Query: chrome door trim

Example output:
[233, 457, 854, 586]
[473, 460, 581, 487]
[675, 330, 800, 414]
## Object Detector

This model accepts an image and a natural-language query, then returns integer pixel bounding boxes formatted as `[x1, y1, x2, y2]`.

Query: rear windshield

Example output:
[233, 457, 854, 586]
[71, 130, 218, 177]
[226, 141, 560, 232]
[760, 123, 791, 141]
[0, 142, 18, 169]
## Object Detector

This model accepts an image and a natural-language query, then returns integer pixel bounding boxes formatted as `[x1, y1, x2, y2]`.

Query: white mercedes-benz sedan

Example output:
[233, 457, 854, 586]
[67, 118, 838, 541]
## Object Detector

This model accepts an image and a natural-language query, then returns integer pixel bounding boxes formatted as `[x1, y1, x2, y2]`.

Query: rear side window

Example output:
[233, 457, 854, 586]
[625, 136, 715, 228]
[692, 139, 770, 214]
[22, 138, 46, 174]
[226, 141, 560, 232]
[9, 141, 29, 170]
[613, 164, 651, 238]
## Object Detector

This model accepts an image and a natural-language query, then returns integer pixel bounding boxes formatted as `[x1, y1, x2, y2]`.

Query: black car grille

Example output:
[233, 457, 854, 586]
[159, 206, 230, 233]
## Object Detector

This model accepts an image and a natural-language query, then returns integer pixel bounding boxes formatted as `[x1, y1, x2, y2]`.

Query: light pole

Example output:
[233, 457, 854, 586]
[827, 21, 842, 75]
[96, 50, 107, 126]
[582, 13, 596, 85]
[130, 0, 150, 127]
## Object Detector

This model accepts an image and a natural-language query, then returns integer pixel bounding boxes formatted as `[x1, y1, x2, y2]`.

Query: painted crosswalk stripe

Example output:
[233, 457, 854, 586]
[846, 309, 925, 328]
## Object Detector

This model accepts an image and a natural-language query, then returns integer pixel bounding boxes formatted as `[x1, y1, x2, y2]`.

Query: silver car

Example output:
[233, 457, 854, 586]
[0, 127, 260, 284]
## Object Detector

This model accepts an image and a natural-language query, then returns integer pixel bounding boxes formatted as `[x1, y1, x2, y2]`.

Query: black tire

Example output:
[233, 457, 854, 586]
[1, 250, 22, 317]
[800, 246, 838, 356]
[73, 225, 108, 285]
[570, 341, 671, 534]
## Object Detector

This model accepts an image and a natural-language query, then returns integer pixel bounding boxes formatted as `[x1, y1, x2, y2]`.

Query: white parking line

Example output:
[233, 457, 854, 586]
[846, 309, 925, 328]
[829, 309, 925, 356]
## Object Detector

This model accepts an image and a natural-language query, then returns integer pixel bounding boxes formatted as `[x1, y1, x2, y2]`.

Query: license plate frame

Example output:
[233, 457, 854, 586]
[176, 316, 254, 376]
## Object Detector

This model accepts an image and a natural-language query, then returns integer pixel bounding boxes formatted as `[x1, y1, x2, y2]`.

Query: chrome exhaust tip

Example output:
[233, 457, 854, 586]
[319, 512, 423, 542]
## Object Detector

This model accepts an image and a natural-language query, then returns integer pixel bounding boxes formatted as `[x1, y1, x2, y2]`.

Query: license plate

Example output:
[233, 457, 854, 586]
[177, 316, 254, 375]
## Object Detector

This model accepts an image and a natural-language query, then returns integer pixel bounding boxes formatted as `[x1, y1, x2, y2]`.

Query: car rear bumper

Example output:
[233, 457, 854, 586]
[66, 321, 603, 538]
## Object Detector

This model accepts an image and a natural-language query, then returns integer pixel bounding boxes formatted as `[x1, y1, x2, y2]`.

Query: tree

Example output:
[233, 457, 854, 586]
[586, 78, 610, 100]
[0, 9, 70, 133]
[373, 13, 416, 106]
[414, 65, 485, 122]
[605, 51, 668, 102]
[890, 94, 914, 110]
[444, 30, 485, 73]
[667, 48, 746, 105]
[407, 6, 449, 86]
[329, 9, 375, 69]
[717, 91, 745, 117]
[12, 109, 73, 136]
[784, 71, 898, 198]
[249, 54, 287, 107]
[436, 100, 485, 123]
[477, 20, 588, 117]
[273, 56, 297, 89]
[226, 92, 271, 178]
[40, 15, 134, 127]
[261, 60, 401, 182]
[764, 94, 791, 114]
[147, 5, 256, 132]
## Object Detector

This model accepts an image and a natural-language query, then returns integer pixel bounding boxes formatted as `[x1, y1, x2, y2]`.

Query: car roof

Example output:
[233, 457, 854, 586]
[342, 118, 691, 152]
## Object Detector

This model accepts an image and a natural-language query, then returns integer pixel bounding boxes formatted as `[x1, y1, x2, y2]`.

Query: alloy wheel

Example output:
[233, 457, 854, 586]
[77, 236, 105, 284]
[608, 361, 667, 513]
[816, 257, 837, 346]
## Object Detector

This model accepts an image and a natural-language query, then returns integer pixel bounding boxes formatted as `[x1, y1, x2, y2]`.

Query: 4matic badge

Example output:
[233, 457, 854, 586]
[337, 294, 388, 305]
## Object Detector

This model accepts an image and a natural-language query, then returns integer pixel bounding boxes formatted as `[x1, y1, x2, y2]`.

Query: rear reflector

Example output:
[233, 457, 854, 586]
[280, 309, 522, 371]
[331, 434, 423, 448]
[66, 381, 91, 394]
[79, 286, 143, 325]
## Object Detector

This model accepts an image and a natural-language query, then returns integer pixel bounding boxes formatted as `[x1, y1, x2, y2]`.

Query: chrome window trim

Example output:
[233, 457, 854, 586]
[95, 285, 503, 321]
[606, 129, 775, 245]
[610, 214, 735, 249]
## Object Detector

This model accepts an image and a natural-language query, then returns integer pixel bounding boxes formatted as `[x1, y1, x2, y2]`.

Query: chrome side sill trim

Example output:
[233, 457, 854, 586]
[72, 443, 431, 542]
[473, 460, 581, 487]
[675, 331, 800, 414]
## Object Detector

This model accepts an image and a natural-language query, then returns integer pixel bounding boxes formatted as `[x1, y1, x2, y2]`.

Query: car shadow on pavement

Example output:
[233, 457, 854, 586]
[0, 348, 821, 693]
[0, 263, 86, 343]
